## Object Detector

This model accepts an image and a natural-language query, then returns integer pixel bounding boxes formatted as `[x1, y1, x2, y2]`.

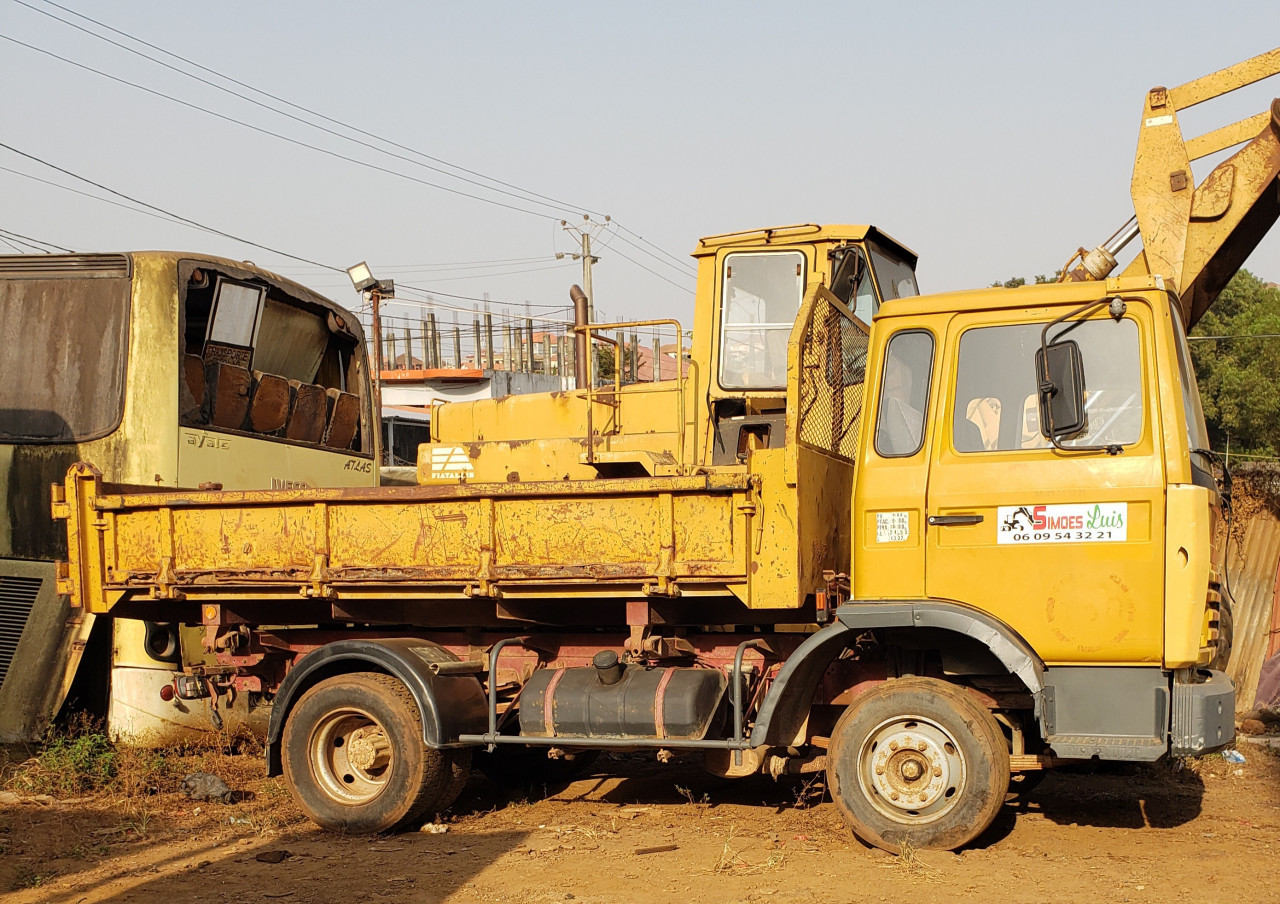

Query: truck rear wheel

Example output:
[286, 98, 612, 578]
[826, 677, 1009, 852]
[282, 672, 450, 832]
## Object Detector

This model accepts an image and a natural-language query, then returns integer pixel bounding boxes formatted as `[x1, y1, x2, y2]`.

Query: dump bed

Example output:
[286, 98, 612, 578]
[55, 463, 760, 615]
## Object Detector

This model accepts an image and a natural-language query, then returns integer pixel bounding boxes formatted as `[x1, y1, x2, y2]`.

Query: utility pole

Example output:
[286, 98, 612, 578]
[368, 283, 386, 443]
[560, 215, 608, 385]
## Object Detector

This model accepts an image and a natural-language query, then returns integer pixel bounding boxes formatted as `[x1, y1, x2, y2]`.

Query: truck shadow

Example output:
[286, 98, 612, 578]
[1003, 763, 1206, 831]
[4, 813, 531, 904]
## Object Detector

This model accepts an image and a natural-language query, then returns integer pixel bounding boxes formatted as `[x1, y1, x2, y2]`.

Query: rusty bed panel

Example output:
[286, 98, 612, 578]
[58, 464, 755, 612]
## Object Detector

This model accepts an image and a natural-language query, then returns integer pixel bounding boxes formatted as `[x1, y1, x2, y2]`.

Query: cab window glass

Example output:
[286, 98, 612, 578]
[952, 318, 1143, 452]
[829, 246, 878, 325]
[718, 251, 804, 390]
[874, 330, 933, 457]
[867, 242, 919, 301]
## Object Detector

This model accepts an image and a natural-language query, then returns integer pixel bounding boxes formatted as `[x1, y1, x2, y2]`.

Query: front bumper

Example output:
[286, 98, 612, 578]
[1170, 669, 1234, 756]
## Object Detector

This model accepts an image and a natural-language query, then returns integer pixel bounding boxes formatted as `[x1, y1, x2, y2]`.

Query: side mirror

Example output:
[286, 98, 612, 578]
[1036, 340, 1086, 438]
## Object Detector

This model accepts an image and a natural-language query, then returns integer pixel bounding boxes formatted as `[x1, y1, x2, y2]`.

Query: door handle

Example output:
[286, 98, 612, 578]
[928, 514, 984, 526]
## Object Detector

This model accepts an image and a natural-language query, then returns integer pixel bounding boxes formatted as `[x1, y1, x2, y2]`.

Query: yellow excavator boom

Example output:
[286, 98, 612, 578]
[1070, 47, 1280, 327]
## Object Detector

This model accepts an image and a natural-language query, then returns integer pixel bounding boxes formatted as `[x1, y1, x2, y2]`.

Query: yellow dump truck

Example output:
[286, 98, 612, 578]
[55, 48, 1280, 851]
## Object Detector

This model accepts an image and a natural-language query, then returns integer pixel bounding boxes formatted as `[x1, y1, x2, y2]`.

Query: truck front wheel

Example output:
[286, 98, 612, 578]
[282, 672, 456, 832]
[826, 677, 1009, 852]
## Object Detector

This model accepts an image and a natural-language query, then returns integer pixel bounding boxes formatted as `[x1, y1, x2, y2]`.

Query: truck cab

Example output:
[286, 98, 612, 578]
[849, 274, 1230, 759]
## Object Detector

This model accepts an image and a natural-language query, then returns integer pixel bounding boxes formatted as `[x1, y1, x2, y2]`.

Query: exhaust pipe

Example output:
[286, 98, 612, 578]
[570, 284, 589, 388]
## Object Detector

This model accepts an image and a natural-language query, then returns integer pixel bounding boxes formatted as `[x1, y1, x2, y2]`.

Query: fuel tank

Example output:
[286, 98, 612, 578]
[520, 654, 727, 740]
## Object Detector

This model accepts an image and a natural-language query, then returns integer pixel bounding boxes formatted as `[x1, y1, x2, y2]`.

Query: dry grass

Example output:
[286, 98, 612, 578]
[880, 839, 940, 877]
[711, 825, 787, 875]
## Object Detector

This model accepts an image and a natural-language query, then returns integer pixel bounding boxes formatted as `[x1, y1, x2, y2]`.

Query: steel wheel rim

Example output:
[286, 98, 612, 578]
[309, 707, 394, 805]
[857, 714, 966, 824]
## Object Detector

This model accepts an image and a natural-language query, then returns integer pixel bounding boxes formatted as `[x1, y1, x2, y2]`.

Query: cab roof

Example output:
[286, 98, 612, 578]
[693, 224, 917, 265]
[875, 274, 1170, 320]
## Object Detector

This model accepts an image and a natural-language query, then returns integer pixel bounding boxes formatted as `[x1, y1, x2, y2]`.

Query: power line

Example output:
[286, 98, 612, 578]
[2, 147, 592, 315]
[0, 140, 344, 271]
[598, 223, 696, 280]
[0, 32, 562, 221]
[1, 162, 206, 231]
[1189, 334, 1280, 341]
[614, 222, 697, 275]
[11, 1, 695, 285]
[12, 0, 585, 220]
[401, 261, 578, 283]
[271, 256, 559, 276]
[26, 0, 605, 220]
[603, 242, 695, 292]
[0, 225, 75, 252]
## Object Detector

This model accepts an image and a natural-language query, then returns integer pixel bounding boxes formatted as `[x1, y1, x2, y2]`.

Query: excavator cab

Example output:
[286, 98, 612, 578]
[693, 225, 918, 468]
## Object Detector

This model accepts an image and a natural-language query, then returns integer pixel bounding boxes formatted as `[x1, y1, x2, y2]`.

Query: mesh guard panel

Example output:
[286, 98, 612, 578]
[795, 290, 868, 461]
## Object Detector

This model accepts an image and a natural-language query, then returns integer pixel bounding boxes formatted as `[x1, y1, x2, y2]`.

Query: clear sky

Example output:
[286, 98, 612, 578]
[3, 0, 1279, 339]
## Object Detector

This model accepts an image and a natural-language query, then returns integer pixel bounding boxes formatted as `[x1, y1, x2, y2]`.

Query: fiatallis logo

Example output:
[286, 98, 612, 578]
[997, 503, 1127, 544]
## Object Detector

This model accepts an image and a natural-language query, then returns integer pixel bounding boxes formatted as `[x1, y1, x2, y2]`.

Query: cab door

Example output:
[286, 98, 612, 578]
[923, 300, 1166, 664]
[853, 315, 950, 600]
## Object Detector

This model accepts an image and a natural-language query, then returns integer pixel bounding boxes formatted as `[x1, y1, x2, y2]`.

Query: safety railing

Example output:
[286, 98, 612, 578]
[578, 318, 689, 471]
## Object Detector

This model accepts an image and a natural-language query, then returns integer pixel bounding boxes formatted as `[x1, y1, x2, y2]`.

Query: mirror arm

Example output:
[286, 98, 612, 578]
[1039, 297, 1125, 454]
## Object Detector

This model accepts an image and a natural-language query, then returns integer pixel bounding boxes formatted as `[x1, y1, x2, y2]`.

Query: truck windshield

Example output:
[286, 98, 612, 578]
[718, 251, 805, 390]
[0, 272, 130, 443]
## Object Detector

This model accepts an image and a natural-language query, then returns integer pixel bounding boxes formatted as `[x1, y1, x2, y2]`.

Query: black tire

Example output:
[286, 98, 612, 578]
[476, 745, 600, 787]
[282, 672, 449, 833]
[434, 749, 473, 814]
[826, 677, 1009, 852]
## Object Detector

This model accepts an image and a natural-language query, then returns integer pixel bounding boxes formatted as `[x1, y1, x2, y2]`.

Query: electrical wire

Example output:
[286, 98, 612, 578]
[270, 256, 558, 276]
[1, 162, 211, 232]
[1188, 334, 1280, 341]
[405, 261, 578, 284]
[0, 225, 75, 252]
[12, 1, 695, 283]
[602, 242, 695, 293]
[0, 32, 562, 221]
[0, 140, 344, 271]
[12, 0, 588, 220]
[26, 0, 607, 220]
[615, 221, 697, 274]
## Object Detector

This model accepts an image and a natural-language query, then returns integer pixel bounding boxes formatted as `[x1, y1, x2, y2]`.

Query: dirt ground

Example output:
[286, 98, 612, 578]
[2, 742, 1279, 904]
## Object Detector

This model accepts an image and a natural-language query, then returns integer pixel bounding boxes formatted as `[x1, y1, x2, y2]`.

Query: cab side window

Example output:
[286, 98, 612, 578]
[952, 319, 1143, 452]
[718, 251, 805, 390]
[874, 330, 933, 457]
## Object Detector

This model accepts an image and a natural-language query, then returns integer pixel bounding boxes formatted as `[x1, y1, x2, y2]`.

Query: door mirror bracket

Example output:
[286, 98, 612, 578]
[1037, 297, 1133, 454]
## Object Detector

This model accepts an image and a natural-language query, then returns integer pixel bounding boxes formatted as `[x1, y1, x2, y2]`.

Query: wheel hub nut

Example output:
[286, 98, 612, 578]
[901, 760, 923, 781]
[348, 731, 390, 771]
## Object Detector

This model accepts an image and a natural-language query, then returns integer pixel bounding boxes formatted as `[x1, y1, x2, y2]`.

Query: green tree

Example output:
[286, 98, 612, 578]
[1189, 269, 1280, 456]
[989, 274, 1058, 288]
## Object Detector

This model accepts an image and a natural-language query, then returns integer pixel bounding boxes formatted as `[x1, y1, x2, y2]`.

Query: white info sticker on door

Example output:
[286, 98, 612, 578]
[876, 511, 910, 543]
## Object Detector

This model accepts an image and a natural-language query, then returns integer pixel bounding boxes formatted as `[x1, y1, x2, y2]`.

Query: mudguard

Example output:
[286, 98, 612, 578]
[265, 638, 487, 776]
[749, 601, 1045, 747]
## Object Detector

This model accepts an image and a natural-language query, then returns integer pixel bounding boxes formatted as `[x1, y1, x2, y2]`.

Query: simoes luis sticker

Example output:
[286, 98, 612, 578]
[997, 503, 1126, 544]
